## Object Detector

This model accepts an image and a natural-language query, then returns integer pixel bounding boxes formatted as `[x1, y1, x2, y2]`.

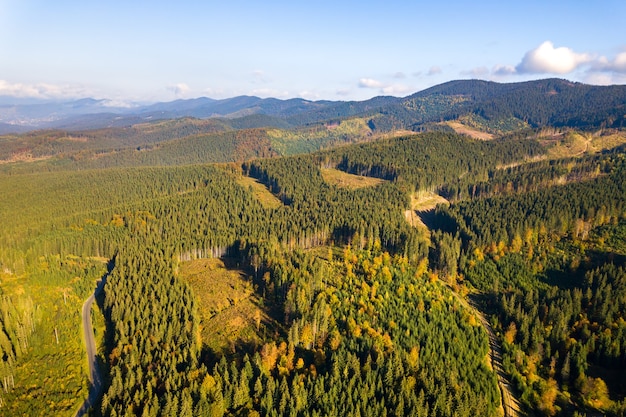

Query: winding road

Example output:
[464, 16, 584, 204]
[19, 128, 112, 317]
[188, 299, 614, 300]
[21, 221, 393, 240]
[75, 276, 106, 417]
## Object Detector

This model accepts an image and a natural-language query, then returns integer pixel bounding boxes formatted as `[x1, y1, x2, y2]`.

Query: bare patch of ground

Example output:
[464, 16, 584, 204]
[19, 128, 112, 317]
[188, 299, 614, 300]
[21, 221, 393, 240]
[179, 258, 274, 354]
[237, 175, 284, 209]
[446, 121, 494, 140]
[410, 191, 449, 212]
[0, 153, 52, 164]
[404, 191, 450, 237]
[543, 130, 626, 160]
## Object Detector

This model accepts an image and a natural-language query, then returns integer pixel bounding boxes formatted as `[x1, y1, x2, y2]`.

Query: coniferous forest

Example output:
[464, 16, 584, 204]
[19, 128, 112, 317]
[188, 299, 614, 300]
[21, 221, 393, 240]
[0, 80, 626, 416]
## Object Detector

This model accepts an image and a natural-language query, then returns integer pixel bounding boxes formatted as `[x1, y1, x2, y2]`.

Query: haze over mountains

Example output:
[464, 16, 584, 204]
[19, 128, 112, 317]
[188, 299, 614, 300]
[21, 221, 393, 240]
[2, 78, 625, 135]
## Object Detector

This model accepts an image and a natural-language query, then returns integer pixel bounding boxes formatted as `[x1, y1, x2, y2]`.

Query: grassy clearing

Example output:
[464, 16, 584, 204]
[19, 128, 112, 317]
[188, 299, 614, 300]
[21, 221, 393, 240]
[445, 121, 494, 140]
[589, 131, 626, 152]
[543, 130, 626, 160]
[405, 191, 450, 235]
[410, 191, 450, 212]
[180, 258, 273, 354]
[321, 168, 386, 189]
[266, 118, 373, 155]
[237, 175, 283, 209]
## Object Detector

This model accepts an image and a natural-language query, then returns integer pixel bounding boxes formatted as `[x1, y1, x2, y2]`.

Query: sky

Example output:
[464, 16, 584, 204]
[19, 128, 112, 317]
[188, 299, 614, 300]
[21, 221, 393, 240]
[1, 0, 625, 104]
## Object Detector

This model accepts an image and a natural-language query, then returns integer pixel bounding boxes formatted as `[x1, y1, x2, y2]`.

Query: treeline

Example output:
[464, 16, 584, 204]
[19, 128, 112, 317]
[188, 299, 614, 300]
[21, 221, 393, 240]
[459, 222, 626, 415]
[0, 165, 243, 270]
[288, 79, 626, 133]
[69, 129, 278, 169]
[440, 144, 624, 201]
[315, 132, 544, 192]
[437, 154, 626, 250]
[244, 155, 423, 255]
[100, 243, 213, 417]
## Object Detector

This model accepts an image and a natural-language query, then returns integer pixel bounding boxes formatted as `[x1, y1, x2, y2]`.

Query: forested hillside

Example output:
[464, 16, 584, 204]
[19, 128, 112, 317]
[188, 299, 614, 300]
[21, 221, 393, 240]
[0, 78, 625, 416]
[2, 79, 625, 169]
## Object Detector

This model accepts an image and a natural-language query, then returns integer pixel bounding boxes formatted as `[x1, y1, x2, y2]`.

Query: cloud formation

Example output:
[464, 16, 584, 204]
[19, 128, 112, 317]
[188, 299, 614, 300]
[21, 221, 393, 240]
[358, 77, 412, 96]
[488, 42, 626, 85]
[594, 51, 626, 73]
[0, 80, 91, 99]
[492, 65, 516, 76]
[381, 84, 413, 95]
[516, 41, 592, 74]
[167, 83, 190, 98]
[358, 78, 385, 89]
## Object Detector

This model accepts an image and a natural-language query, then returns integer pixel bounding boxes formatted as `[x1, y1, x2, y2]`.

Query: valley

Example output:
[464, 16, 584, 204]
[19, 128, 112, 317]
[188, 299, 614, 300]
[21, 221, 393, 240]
[0, 78, 625, 416]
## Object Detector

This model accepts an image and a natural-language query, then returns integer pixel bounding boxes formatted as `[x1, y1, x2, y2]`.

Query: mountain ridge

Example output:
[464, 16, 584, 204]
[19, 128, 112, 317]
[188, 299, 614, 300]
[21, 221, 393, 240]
[1, 78, 624, 134]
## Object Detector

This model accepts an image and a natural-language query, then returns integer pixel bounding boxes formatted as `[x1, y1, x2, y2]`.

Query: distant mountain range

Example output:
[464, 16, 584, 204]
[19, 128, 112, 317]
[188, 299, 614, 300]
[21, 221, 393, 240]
[1, 78, 625, 135]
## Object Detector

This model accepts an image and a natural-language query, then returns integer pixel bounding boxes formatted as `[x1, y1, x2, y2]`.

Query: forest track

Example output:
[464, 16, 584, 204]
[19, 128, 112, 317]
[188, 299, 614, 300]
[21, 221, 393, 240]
[75, 276, 106, 417]
[467, 297, 522, 417]
[443, 282, 522, 417]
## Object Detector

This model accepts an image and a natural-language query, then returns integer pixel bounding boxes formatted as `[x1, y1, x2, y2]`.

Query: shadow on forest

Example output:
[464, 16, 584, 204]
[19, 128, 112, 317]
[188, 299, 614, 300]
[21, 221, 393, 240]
[416, 208, 457, 233]
[543, 249, 626, 290]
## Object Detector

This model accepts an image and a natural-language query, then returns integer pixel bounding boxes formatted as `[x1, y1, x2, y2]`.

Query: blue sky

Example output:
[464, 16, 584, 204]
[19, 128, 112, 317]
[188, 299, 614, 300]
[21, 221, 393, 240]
[1, 0, 625, 103]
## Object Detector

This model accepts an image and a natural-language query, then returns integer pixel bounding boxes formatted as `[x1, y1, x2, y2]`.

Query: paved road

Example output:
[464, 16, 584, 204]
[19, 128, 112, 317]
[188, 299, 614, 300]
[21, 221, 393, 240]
[75, 276, 106, 417]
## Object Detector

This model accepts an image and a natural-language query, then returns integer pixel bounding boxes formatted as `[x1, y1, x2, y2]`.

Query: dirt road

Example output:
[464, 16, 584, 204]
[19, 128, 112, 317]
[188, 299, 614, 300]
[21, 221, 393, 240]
[444, 282, 522, 417]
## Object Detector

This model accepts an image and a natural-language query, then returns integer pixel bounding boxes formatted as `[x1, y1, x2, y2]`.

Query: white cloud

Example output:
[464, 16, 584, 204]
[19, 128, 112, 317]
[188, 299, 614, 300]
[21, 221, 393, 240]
[593, 51, 626, 73]
[101, 99, 137, 108]
[167, 83, 191, 98]
[381, 84, 413, 96]
[298, 90, 319, 100]
[358, 78, 385, 89]
[516, 41, 592, 74]
[0, 80, 92, 99]
[393, 72, 406, 79]
[357, 78, 413, 96]
[614, 52, 626, 72]
[492, 65, 516, 76]
[490, 43, 626, 85]
[335, 88, 352, 97]
[583, 71, 626, 86]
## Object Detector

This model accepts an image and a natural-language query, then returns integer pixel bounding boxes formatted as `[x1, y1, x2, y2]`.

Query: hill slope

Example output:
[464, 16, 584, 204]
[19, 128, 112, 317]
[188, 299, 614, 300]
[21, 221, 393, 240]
[0, 79, 625, 167]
